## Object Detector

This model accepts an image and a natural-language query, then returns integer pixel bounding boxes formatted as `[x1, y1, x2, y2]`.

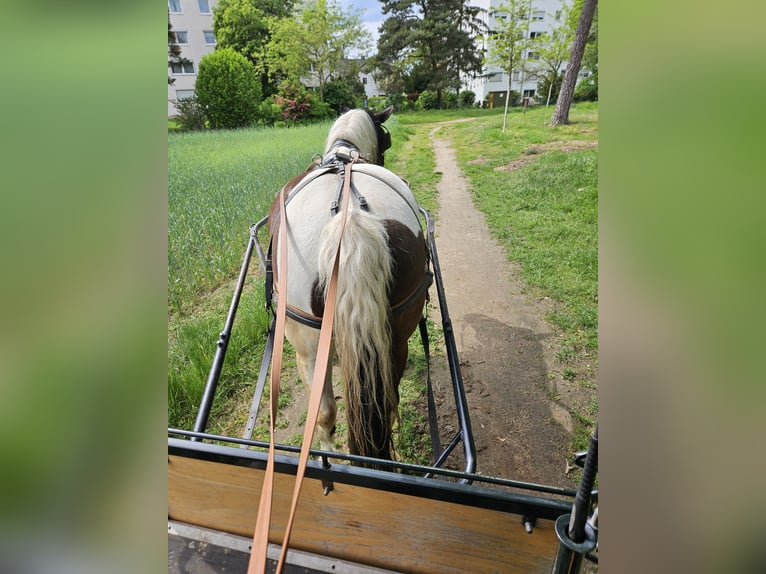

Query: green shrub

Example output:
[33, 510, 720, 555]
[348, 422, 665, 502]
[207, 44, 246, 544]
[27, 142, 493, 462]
[385, 93, 406, 112]
[173, 95, 207, 131]
[367, 95, 388, 111]
[573, 75, 598, 102]
[537, 71, 563, 105]
[195, 47, 261, 129]
[270, 82, 333, 124]
[323, 78, 364, 113]
[443, 91, 458, 109]
[417, 90, 437, 110]
[459, 90, 476, 108]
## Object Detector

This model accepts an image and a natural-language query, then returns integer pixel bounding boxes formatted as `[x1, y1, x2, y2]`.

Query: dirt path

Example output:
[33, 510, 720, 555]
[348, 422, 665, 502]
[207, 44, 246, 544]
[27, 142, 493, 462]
[427, 124, 576, 488]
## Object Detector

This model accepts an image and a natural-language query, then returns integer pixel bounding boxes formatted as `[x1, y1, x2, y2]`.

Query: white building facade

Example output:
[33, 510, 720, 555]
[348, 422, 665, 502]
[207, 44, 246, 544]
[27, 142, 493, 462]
[168, 0, 218, 116]
[464, 0, 571, 108]
[168, 0, 384, 117]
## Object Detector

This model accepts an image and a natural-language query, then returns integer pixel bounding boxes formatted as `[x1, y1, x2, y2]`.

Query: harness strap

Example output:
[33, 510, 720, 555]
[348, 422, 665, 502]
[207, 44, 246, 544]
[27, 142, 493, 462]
[275, 268, 432, 331]
[277, 156, 356, 572]
[247, 157, 357, 574]
[249, 181, 289, 574]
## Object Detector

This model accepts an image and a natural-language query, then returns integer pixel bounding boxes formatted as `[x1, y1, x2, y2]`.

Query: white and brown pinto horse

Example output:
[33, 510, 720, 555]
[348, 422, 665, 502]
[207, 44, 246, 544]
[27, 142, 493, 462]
[267, 107, 430, 465]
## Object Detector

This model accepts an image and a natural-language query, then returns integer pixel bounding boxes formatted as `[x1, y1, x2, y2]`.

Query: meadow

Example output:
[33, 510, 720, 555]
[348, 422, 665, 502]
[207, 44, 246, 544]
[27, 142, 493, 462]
[168, 103, 598, 453]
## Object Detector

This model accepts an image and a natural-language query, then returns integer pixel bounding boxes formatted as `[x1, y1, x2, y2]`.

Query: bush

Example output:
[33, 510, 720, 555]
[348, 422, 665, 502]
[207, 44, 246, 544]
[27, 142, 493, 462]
[195, 47, 261, 129]
[573, 75, 598, 102]
[323, 78, 364, 113]
[266, 82, 333, 125]
[367, 95, 388, 112]
[538, 72, 563, 105]
[459, 90, 476, 108]
[443, 91, 458, 109]
[417, 90, 437, 110]
[172, 95, 207, 131]
[385, 93, 406, 112]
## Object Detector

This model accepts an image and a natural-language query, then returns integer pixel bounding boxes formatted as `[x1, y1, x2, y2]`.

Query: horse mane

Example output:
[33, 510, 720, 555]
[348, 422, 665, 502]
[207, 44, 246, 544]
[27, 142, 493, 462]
[325, 109, 378, 163]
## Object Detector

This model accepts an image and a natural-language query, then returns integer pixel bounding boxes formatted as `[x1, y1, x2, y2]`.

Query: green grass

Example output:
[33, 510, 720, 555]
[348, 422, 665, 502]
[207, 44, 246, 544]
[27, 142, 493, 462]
[448, 103, 599, 449]
[448, 103, 598, 357]
[168, 122, 332, 315]
[168, 116, 422, 436]
[168, 104, 598, 457]
[393, 103, 599, 452]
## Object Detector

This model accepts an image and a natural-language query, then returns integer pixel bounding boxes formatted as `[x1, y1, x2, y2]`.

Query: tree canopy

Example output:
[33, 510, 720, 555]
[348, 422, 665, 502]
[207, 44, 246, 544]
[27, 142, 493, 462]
[265, 0, 372, 101]
[212, 0, 294, 95]
[374, 0, 485, 108]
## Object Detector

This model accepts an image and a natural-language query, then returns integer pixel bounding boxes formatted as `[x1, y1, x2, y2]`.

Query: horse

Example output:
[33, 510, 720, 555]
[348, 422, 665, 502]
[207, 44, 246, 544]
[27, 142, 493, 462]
[266, 107, 431, 465]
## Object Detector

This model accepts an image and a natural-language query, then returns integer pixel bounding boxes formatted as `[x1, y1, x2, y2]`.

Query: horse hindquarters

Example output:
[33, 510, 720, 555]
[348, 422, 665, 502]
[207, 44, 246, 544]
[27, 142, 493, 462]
[317, 209, 396, 462]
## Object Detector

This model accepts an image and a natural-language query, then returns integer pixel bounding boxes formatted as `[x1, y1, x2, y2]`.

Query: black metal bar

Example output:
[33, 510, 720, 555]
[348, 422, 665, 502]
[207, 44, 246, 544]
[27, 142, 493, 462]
[420, 207, 477, 479]
[551, 423, 598, 573]
[241, 317, 276, 445]
[424, 431, 462, 479]
[191, 235, 256, 439]
[251, 216, 269, 273]
[168, 429, 577, 498]
[418, 315, 442, 460]
[168, 436, 575, 520]
[569, 423, 598, 542]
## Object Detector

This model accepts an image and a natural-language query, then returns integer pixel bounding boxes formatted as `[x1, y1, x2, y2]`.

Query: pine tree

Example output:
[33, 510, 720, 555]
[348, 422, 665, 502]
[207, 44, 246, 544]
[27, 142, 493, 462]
[375, 0, 484, 109]
[550, 0, 597, 126]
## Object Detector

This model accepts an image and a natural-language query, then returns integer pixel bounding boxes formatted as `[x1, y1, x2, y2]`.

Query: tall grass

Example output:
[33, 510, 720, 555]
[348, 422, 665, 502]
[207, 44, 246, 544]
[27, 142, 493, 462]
[168, 123, 331, 315]
[167, 118, 421, 433]
[168, 122, 331, 429]
[447, 103, 599, 358]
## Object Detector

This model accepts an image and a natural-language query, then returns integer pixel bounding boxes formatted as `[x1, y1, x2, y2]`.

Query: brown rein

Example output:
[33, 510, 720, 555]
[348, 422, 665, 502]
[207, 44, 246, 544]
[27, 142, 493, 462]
[247, 158, 357, 574]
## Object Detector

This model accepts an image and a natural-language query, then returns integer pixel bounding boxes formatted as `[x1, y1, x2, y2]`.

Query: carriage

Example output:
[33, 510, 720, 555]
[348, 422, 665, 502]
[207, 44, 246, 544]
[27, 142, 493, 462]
[168, 108, 598, 573]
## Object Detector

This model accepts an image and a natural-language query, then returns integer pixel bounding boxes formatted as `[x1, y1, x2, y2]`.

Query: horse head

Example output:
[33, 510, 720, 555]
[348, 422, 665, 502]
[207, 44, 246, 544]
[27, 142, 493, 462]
[326, 106, 394, 166]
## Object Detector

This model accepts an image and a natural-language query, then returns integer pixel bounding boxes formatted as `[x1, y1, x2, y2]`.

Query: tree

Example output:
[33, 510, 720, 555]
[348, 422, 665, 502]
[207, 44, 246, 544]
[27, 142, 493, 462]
[531, 3, 575, 107]
[482, 0, 531, 132]
[550, 0, 597, 126]
[195, 48, 262, 129]
[575, 5, 598, 101]
[168, 13, 190, 86]
[212, 0, 294, 96]
[266, 0, 372, 101]
[375, 0, 484, 109]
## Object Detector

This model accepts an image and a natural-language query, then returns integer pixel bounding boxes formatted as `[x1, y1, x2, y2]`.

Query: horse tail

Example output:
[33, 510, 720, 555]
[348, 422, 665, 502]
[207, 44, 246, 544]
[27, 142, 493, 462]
[317, 207, 398, 462]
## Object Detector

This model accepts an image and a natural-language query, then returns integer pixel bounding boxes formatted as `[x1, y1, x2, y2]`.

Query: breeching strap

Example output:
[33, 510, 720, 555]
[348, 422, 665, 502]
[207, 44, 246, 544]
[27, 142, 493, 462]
[247, 159, 356, 574]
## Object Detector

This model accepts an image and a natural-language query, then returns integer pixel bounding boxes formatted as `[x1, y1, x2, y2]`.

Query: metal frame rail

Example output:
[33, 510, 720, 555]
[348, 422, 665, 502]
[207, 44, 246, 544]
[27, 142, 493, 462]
[175, 207, 599, 572]
[192, 207, 476, 477]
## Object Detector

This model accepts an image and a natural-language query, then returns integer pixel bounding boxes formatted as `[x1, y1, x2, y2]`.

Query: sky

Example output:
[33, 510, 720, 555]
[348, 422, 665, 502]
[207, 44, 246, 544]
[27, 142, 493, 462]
[339, 0, 384, 45]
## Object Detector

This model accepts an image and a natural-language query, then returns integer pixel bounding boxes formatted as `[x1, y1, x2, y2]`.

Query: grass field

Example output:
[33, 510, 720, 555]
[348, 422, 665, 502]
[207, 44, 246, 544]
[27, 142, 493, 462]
[168, 102, 598, 453]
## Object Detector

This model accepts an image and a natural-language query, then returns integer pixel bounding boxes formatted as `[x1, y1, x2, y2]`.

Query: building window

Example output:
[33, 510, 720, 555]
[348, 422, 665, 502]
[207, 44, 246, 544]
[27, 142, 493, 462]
[170, 61, 195, 74]
[176, 90, 195, 100]
[488, 73, 502, 83]
[532, 10, 545, 21]
[512, 70, 520, 81]
[168, 0, 182, 14]
[169, 30, 189, 45]
[530, 31, 543, 40]
[362, 77, 368, 85]
[203, 31, 216, 45]
[555, 10, 562, 20]
[197, 0, 211, 14]
[527, 51, 540, 60]
[523, 89, 535, 98]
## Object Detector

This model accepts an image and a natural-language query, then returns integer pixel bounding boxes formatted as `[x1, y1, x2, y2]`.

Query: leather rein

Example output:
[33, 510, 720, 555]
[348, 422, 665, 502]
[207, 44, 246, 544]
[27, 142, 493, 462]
[248, 152, 357, 574]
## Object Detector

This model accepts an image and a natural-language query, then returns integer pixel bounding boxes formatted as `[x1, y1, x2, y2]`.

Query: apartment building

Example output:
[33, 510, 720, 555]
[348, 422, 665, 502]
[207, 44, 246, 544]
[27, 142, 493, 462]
[167, 0, 383, 117]
[465, 0, 571, 107]
[168, 0, 218, 116]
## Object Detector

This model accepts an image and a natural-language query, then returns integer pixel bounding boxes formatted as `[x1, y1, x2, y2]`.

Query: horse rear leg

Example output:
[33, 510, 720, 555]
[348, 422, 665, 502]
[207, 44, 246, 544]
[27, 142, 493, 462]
[286, 321, 337, 452]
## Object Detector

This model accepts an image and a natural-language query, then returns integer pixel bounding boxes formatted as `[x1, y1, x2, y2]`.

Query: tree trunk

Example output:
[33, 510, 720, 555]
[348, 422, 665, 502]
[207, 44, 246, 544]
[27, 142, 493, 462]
[550, 0, 597, 126]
